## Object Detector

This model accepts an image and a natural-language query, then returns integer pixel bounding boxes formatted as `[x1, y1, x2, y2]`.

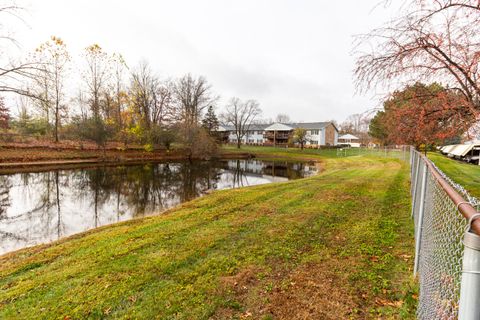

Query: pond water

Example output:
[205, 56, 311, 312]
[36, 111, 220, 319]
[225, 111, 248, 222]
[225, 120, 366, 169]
[0, 158, 317, 255]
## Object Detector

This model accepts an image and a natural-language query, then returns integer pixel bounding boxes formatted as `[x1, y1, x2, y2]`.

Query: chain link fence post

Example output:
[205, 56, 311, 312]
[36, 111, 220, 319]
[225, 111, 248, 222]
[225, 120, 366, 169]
[411, 153, 421, 218]
[459, 215, 480, 320]
[413, 162, 428, 277]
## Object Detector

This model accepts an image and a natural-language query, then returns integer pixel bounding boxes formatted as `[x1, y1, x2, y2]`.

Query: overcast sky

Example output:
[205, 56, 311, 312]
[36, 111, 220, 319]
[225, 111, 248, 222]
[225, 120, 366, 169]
[13, 0, 397, 123]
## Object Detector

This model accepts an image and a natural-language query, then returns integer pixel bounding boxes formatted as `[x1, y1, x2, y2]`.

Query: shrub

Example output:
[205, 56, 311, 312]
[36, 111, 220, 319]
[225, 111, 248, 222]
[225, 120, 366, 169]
[143, 143, 154, 152]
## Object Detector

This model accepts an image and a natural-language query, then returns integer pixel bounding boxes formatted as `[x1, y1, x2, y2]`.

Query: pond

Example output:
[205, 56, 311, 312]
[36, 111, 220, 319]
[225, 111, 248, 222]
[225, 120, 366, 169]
[0, 158, 317, 255]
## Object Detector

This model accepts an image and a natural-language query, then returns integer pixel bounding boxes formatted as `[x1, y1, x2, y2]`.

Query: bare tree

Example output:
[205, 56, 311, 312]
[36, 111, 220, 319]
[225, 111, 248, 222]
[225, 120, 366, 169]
[354, 0, 480, 121]
[222, 97, 262, 149]
[30, 36, 70, 142]
[129, 61, 172, 130]
[31, 61, 51, 123]
[82, 44, 111, 118]
[275, 113, 291, 123]
[130, 61, 154, 129]
[111, 53, 127, 127]
[0, 4, 43, 98]
[340, 112, 375, 145]
[152, 80, 173, 125]
[341, 113, 370, 134]
[172, 74, 216, 126]
[73, 89, 89, 121]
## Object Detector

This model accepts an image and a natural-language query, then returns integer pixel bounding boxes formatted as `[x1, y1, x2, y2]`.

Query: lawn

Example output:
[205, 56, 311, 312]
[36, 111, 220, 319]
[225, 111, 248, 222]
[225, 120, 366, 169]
[222, 145, 341, 159]
[0, 149, 416, 319]
[428, 152, 480, 199]
[223, 145, 407, 163]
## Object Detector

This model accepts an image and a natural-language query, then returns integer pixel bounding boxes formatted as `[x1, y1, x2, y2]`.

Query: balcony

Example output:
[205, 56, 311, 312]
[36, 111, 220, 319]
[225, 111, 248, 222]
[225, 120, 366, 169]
[264, 132, 291, 140]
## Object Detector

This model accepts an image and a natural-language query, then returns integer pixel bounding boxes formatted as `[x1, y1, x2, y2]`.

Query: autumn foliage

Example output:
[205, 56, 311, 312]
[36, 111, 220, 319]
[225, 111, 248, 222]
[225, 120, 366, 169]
[356, 0, 480, 134]
[370, 83, 472, 148]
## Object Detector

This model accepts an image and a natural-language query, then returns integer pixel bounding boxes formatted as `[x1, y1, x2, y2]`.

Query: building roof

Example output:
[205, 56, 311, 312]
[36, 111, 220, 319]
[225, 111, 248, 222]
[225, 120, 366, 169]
[248, 124, 271, 131]
[217, 125, 229, 132]
[442, 141, 480, 157]
[289, 122, 333, 130]
[339, 134, 359, 140]
[264, 123, 294, 131]
[449, 144, 476, 157]
[440, 145, 456, 153]
[219, 123, 270, 132]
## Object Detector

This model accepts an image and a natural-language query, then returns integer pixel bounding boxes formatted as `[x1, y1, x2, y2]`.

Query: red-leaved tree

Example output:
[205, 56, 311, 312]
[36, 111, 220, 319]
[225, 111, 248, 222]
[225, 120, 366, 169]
[374, 83, 472, 148]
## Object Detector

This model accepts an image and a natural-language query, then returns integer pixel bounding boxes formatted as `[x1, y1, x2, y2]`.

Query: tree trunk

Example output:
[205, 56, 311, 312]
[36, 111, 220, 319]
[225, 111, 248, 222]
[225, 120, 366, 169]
[54, 103, 59, 143]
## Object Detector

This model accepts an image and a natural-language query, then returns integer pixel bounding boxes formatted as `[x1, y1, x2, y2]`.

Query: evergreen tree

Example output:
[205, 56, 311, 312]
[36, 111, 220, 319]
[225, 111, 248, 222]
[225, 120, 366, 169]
[368, 111, 388, 144]
[0, 97, 9, 130]
[201, 106, 219, 134]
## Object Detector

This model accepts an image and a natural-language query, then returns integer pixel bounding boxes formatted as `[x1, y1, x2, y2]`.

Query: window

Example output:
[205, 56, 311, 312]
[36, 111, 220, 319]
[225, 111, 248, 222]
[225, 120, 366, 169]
[311, 130, 319, 135]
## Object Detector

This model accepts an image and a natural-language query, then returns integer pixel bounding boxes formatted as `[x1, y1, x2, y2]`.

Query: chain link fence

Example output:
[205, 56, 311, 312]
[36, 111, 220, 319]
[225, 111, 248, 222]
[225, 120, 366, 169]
[335, 145, 410, 160]
[410, 147, 480, 319]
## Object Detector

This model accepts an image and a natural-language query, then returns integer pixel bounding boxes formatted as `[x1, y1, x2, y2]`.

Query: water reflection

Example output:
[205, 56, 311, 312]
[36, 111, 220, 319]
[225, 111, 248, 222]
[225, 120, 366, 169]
[0, 159, 317, 254]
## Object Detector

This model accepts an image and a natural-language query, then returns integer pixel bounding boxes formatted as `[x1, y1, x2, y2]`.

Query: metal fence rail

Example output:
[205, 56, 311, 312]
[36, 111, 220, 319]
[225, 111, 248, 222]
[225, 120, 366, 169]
[410, 147, 480, 320]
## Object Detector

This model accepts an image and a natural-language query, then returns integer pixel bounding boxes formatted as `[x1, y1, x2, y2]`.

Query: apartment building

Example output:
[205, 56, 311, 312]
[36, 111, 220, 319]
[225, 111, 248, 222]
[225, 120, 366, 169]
[218, 122, 339, 147]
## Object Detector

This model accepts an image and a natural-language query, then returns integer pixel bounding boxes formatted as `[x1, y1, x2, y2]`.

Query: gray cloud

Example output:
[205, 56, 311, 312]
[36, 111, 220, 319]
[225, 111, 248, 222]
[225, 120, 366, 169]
[15, 0, 397, 122]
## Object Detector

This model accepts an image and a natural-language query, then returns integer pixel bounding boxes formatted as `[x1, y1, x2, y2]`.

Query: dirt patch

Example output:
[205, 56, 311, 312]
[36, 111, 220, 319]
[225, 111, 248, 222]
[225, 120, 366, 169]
[213, 266, 263, 320]
[262, 262, 356, 320]
[213, 261, 357, 320]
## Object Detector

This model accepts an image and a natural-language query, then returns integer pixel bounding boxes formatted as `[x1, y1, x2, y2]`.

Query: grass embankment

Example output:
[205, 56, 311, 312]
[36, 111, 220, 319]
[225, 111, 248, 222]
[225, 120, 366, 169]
[0, 147, 250, 174]
[0, 149, 416, 319]
[0, 148, 189, 175]
[428, 152, 480, 199]
[0, 147, 181, 163]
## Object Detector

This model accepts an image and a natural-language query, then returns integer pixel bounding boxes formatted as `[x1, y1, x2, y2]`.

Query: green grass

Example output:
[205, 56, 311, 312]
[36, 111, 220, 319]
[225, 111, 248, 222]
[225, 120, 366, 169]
[0, 150, 416, 319]
[223, 145, 405, 162]
[223, 145, 341, 159]
[428, 152, 480, 199]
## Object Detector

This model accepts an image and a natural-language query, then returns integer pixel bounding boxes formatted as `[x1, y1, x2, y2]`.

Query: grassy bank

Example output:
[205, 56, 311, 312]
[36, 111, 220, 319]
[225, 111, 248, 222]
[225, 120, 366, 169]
[428, 152, 480, 198]
[0, 147, 251, 174]
[0, 150, 416, 319]
[0, 147, 183, 163]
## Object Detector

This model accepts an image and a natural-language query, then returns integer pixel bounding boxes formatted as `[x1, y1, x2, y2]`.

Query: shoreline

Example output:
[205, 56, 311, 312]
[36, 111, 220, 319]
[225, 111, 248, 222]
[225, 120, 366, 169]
[0, 148, 255, 174]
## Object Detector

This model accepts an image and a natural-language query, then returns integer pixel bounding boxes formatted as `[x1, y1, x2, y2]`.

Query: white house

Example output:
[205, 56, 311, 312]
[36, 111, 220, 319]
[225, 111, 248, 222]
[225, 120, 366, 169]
[338, 134, 361, 148]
